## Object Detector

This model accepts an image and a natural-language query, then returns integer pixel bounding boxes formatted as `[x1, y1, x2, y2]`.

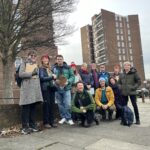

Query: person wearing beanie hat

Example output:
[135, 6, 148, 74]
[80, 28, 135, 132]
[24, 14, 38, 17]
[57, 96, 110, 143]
[70, 62, 82, 97]
[95, 77, 115, 120]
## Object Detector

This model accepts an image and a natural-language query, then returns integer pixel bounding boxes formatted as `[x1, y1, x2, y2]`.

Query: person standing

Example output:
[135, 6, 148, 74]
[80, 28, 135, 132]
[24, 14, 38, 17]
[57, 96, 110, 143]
[39, 55, 57, 128]
[19, 50, 43, 134]
[118, 61, 141, 125]
[112, 64, 121, 82]
[98, 64, 110, 85]
[90, 63, 99, 90]
[53, 55, 75, 125]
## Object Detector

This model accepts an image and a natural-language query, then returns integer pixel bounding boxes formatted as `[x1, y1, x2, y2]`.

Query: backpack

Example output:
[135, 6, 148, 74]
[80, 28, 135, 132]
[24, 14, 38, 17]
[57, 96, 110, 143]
[121, 106, 134, 127]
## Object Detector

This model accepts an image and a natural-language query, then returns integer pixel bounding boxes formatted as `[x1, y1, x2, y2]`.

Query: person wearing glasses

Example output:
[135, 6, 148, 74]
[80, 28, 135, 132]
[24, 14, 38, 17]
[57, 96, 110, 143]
[19, 50, 43, 134]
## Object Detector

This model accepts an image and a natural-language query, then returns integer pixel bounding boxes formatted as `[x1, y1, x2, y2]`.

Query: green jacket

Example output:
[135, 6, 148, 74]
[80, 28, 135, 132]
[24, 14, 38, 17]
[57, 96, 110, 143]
[118, 67, 141, 96]
[71, 90, 96, 113]
[53, 62, 75, 91]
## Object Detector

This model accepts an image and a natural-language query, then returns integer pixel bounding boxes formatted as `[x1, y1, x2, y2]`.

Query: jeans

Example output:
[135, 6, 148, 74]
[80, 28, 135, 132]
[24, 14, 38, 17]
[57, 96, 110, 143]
[21, 103, 36, 128]
[55, 90, 72, 120]
[42, 88, 55, 125]
[122, 95, 140, 121]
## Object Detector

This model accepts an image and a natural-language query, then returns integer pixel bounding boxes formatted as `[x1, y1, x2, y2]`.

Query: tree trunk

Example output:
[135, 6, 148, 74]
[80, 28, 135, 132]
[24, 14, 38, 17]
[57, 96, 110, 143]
[2, 59, 14, 104]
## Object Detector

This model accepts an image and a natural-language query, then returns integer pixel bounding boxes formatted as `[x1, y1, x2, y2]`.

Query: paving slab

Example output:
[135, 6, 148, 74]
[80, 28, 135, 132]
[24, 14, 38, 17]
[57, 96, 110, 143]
[85, 138, 150, 150]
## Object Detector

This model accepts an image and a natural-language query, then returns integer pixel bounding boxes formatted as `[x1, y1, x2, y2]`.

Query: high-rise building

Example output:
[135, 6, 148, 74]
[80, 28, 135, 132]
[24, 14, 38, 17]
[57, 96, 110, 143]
[80, 25, 95, 63]
[81, 9, 145, 81]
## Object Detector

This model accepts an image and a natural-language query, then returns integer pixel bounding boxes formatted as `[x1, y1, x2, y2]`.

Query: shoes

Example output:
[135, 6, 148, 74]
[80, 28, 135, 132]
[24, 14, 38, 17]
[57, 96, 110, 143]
[29, 126, 40, 132]
[83, 120, 91, 128]
[67, 120, 74, 125]
[135, 120, 140, 125]
[50, 123, 58, 128]
[108, 113, 113, 121]
[58, 118, 67, 124]
[94, 116, 99, 125]
[21, 128, 31, 135]
[44, 124, 51, 129]
[102, 115, 106, 120]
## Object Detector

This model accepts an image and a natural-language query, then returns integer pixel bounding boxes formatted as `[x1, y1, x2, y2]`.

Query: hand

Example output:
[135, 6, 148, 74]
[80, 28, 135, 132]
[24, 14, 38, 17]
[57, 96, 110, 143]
[52, 74, 57, 80]
[102, 105, 108, 110]
[65, 80, 68, 86]
[55, 79, 60, 85]
[32, 68, 38, 76]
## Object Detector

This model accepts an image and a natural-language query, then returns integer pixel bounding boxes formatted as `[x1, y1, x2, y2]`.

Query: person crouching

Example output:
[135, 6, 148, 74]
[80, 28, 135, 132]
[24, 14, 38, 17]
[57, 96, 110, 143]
[95, 78, 115, 121]
[71, 81, 98, 127]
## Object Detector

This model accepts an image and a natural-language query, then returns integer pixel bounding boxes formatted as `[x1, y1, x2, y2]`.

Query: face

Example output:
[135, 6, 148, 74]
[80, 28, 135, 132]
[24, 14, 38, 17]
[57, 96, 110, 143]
[56, 57, 64, 66]
[110, 78, 116, 85]
[42, 57, 49, 65]
[91, 63, 96, 70]
[100, 80, 105, 87]
[81, 65, 87, 70]
[71, 66, 76, 71]
[77, 83, 84, 92]
[124, 63, 131, 72]
[100, 65, 105, 72]
[114, 67, 120, 74]
[29, 53, 37, 62]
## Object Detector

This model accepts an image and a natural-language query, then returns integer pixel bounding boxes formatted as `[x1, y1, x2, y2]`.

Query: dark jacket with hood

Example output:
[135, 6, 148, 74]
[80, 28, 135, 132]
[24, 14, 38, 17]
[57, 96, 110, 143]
[52, 62, 75, 91]
[118, 67, 141, 96]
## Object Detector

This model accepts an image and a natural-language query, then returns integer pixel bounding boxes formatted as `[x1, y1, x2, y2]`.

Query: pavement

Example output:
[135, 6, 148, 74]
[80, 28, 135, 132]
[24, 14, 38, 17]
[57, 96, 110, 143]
[0, 98, 150, 150]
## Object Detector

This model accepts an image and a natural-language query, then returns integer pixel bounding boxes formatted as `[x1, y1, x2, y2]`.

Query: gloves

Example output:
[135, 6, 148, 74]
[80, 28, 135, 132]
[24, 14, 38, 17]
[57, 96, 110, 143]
[32, 68, 38, 76]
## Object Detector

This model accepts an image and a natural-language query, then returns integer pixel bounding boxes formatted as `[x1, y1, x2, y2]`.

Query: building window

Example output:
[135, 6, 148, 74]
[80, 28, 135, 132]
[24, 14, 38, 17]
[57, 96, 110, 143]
[117, 42, 120, 47]
[121, 35, 124, 41]
[122, 42, 125, 47]
[116, 22, 119, 27]
[128, 36, 131, 41]
[127, 23, 130, 28]
[119, 16, 122, 21]
[116, 28, 119, 34]
[123, 55, 126, 61]
[118, 48, 121, 54]
[130, 56, 133, 61]
[119, 55, 122, 61]
[120, 62, 122, 68]
[115, 15, 118, 21]
[129, 49, 132, 54]
[129, 42, 132, 48]
[128, 29, 130, 35]
[120, 29, 123, 34]
[117, 35, 120, 40]
[122, 49, 125, 54]
[120, 22, 122, 27]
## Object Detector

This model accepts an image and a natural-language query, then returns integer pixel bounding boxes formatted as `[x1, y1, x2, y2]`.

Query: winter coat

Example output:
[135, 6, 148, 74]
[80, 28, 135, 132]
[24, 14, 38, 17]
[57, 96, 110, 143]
[71, 90, 95, 113]
[91, 69, 99, 89]
[95, 86, 114, 107]
[39, 67, 56, 92]
[79, 69, 94, 87]
[52, 62, 75, 91]
[118, 67, 141, 96]
[98, 71, 110, 85]
[19, 61, 43, 105]
[109, 84, 123, 107]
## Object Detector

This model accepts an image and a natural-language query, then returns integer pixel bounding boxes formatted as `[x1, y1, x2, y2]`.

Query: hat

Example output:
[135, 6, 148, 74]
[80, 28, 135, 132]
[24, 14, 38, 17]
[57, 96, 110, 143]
[99, 77, 106, 82]
[70, 63, 76, 67]
[41, 54, 50, 60]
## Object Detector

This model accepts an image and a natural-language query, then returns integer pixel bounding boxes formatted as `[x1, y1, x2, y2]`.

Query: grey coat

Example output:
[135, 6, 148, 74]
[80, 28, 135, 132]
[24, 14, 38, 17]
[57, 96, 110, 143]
[19, 61, 43, 105]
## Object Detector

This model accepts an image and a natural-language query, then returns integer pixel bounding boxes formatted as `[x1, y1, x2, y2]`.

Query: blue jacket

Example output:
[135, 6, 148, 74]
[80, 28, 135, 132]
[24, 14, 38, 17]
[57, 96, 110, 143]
[39, 67, 54, 91]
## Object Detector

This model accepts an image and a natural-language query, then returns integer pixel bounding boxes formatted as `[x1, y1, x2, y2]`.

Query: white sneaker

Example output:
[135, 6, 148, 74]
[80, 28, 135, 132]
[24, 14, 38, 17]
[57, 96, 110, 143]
[67, 120, 74, 125]
[59, 118, 66, 124]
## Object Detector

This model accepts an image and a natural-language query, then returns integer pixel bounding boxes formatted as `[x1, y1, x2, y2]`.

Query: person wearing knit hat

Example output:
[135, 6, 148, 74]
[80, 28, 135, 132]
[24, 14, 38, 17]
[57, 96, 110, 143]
[95, 77, 115, 121]
[70, 62, 82, 97]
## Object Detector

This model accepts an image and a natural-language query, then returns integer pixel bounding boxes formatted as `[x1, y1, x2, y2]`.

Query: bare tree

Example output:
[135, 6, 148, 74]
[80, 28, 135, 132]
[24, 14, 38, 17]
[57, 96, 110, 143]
[0, 0, 78, 103]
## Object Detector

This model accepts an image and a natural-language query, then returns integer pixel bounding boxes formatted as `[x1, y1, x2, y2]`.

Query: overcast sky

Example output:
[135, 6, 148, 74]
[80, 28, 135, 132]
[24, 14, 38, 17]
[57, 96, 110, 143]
[58, 0, 150, 79]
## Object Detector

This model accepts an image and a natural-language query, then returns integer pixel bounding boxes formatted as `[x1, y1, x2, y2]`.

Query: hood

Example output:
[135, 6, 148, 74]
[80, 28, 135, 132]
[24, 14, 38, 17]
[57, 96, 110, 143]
[123, 67, 137, 74]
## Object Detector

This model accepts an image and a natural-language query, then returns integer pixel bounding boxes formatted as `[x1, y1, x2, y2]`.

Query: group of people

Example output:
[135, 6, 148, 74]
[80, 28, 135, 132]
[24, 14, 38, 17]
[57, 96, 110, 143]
[18, 50, 141, 134]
